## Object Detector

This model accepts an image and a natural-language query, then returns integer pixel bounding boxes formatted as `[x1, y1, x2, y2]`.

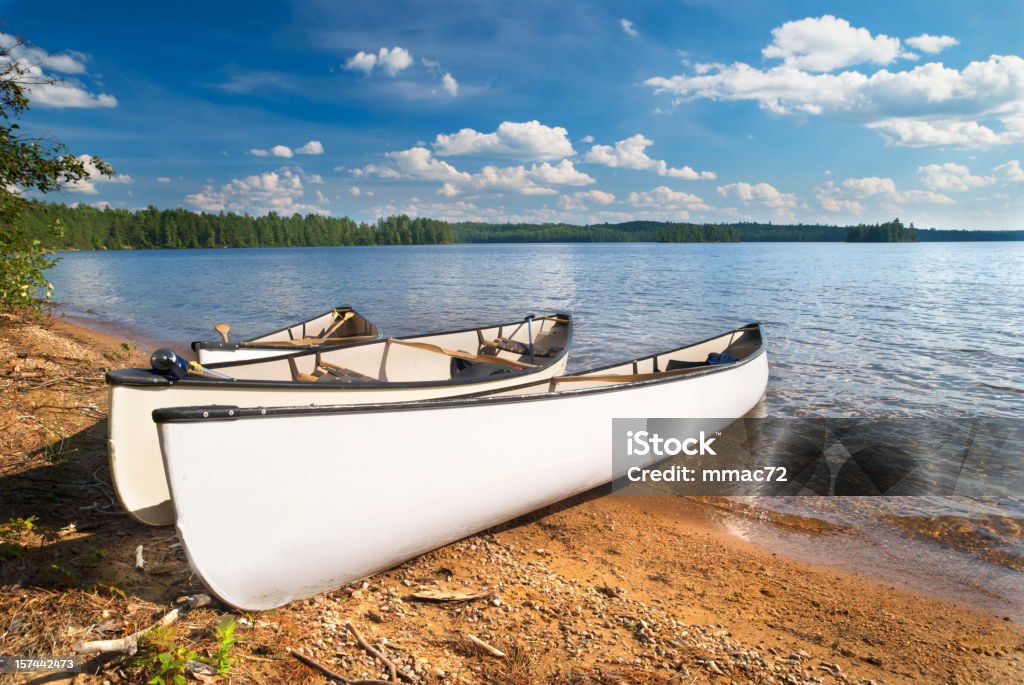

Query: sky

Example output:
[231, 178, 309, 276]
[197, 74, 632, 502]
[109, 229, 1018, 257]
[1, 0, 1022, 229]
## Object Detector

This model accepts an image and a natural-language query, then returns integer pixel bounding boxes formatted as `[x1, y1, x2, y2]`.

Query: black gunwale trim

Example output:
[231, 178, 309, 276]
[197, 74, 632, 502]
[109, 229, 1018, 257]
[153, 323, 764, 423]
[118, 313, 574, 389]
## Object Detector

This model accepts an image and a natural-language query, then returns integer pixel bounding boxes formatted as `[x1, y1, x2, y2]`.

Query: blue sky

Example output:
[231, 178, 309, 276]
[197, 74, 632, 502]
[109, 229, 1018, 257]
[2, 0, 1022, 228]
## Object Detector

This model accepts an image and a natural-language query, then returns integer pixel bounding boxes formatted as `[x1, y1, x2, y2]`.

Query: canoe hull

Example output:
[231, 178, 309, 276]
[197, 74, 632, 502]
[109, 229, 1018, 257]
[156, 348, 768, 610]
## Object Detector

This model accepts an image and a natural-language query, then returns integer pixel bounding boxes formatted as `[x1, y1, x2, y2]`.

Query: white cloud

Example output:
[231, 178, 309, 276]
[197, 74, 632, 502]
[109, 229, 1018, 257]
[185, 169, 325, 215]
[252, 141, 322, 158]
[0, 34, 116, 109]
[761, 15, 909, 72]
[866, 118, 1022, 148]
[561, 189, 616, 211]
[295, 140, 324, 155]
[437, 183, 460, 197]
[156, 177, 171, 184]
[441, 73, 458, 96]
[65, 154, 133, 194]
[621, 19, 638, 38]
[528, 159, 595, 186]
[580, 135, 594, 143]
[627, 186, 710, 214]
[349, 186, 362, 196]
[717, 182, 797, 209]
[993, 160, 1024, 182]
[345, 46, 413, 77]
[906, 34, 959, 54]
[471, 165, 555, 195]
[433, 121, 574, 161]
[918, 163, 992, 192]
[363, 147, 472, 183]
[645, 18, 1024, 149]
[377, 47, 413, 76]
[840, 176, 897, 197]
[816, 177, 954, 212]
[584, 134, 715, 179]
[344, 51, 378, 74]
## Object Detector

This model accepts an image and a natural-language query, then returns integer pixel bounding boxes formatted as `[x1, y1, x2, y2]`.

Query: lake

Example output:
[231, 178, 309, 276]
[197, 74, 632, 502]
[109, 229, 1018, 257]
[48, 241, 1024, 614]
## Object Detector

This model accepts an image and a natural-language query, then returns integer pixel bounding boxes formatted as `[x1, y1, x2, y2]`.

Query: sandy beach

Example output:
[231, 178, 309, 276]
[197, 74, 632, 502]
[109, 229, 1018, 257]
[1, 312, 1021, 684]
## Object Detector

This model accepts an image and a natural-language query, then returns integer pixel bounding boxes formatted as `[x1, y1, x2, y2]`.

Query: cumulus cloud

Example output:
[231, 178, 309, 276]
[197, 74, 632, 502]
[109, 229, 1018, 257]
[441, 73, 458, 96]
[584, 134, 716, 179]
[433, 121, 574, 161]
[761, 15, 909, 72]
[65, 154, 133, 194]
[717, 182, 797, 209]
[621, 19, 638, 37]
[528, 159, 595, 186]
[645, 17, 1024, 149]
[627, 186, 710, 213]
[918, 163, 992, 192]
[0, 33, 116, 108]
[251, 140, 324, 158]
[815, 176, 954, 213]
[156, 177, 171, 184]
[185, 169, 326, 215]
[561, 189, 617, 212]
[993, 160, 1024, 182]
[344, 46, 413, 76]
[295, 140, 324, 155]
[360, 146, 594, 195]
[905, 34, 959, 54]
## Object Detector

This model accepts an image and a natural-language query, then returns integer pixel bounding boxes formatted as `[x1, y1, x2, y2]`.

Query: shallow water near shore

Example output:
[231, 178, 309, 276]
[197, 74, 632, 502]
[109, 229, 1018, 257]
[48, 241, 1024, 613]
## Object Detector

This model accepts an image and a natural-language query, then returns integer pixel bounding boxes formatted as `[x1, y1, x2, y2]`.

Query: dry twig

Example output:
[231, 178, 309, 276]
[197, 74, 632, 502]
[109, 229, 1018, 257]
[465, 633, 506, 658]
[289, 649, 393, 685]
[72, 593, 211, 655]
[345, 621, 415, 683]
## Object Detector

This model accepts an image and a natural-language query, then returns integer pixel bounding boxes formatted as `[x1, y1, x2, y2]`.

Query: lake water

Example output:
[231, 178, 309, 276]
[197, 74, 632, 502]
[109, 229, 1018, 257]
[49, 242, 1024, 614]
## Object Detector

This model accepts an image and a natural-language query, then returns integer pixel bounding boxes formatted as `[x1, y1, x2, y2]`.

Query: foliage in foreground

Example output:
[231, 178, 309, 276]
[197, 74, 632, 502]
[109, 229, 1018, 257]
[0, 37, 111, 314]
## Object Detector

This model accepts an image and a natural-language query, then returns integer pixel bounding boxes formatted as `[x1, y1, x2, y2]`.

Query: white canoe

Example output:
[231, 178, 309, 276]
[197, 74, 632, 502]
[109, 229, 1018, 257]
[108, 314, 571, 526]
[193, 306, 381, 365]
[154, 324, 767, 610]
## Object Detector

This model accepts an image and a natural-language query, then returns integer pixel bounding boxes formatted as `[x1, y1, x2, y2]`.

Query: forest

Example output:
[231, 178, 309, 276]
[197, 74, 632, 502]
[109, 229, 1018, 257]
[15, 202, 1023, 250]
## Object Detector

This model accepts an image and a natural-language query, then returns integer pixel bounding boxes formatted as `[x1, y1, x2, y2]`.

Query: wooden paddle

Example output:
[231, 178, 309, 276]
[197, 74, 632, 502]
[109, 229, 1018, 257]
[215, 324, 230, 343]
[386, 338, 535, 370]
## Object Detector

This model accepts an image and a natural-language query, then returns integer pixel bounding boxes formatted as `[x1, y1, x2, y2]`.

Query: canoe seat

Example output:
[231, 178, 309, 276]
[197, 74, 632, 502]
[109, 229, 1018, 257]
[484, 337, 562, 358]
[317, 361, 379, 383]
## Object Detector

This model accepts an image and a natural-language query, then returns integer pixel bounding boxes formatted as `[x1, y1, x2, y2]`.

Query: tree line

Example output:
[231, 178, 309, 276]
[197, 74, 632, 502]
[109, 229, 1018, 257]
[15, 203, 1024, 251]
[18, 203, 454, 249]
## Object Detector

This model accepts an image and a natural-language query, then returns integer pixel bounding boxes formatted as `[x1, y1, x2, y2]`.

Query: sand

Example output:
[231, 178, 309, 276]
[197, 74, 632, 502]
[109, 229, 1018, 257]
[0, 311, 1021, 684]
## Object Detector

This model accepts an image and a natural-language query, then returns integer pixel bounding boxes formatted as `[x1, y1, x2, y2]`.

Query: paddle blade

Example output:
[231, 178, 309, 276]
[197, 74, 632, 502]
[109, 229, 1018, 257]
[215, 323, 230, 343]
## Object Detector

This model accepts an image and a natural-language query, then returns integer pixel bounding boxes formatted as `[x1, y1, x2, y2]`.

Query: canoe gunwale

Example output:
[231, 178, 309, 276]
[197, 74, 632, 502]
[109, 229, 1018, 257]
[153, 322, 765, 424]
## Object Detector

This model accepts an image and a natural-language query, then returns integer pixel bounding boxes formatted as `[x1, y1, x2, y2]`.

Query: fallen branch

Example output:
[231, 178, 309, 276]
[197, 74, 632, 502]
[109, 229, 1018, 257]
[465, 633, 505, 658]
[289, 649, 392, 685]
[72, 594, 211, 655]
[345, 621, 414, 683]
[407, 587, 496, 603]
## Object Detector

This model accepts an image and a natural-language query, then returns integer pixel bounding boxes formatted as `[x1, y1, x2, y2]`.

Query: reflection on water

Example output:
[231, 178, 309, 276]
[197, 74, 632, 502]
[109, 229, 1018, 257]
[49, 242, 1024, 610]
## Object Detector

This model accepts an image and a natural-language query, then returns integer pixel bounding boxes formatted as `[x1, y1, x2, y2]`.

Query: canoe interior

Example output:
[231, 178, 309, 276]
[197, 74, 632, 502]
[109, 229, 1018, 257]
[245, 307, 380, 346]
[493, 323, 762, 396]
[193, 315, 571, 385]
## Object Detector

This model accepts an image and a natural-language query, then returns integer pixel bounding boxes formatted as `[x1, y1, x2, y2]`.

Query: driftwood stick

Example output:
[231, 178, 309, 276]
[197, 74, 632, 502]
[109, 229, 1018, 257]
[465, 633, 505, 658]
[345, 621, 413, 683]
[72, 594, 211, 655]
[290, 649, 394, 685]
